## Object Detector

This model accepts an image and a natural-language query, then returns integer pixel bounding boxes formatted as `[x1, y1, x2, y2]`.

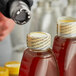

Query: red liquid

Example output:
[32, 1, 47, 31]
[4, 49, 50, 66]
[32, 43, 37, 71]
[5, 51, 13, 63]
[19, 48, 59, 76]
[53, 36, 76, 76]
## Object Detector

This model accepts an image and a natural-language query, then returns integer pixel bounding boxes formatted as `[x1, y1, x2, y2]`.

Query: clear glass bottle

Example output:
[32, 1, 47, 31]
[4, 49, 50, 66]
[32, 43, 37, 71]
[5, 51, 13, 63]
[41, 1, 52, 32]
[53, 16, 76, 76]
[19, 32, 59, 76]
[0, 67, 9, 76]
[41, 1, 56, 45]
[30, 0, 45, 32]
[5, 61, 20, 76]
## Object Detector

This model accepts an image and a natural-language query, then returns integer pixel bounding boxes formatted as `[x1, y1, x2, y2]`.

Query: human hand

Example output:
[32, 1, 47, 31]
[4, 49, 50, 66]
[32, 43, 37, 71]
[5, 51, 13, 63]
[0, 12, 15, 41]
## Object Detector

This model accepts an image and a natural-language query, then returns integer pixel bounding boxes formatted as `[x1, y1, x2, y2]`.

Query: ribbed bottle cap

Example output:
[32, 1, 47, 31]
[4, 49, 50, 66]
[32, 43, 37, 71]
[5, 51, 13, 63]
[0, 67, 9, 76]
[27, 32, 51, 51]
[57, 16, 76, 23]
[5, 61, 20, 75]
[57, 16, 76, 37]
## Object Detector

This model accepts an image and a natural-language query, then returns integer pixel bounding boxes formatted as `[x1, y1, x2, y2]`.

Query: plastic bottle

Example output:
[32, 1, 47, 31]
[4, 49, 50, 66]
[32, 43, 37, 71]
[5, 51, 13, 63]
[5, 61, 20, 76]
[0, 67, 9, 76]
[19, 32, 59, 76]
[52, 17, 76, 76]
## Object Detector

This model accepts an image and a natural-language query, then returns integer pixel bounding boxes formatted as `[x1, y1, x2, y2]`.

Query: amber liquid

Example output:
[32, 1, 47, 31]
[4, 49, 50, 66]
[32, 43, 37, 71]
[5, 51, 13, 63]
[19, 48, 59, 76]
[53, 36, 76, 76]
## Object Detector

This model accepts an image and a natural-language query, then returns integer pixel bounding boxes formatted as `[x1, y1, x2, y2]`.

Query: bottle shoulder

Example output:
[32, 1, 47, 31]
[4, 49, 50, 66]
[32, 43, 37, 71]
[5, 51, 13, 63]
[24, 48, 54, 58]
[54, 35, 76, 42]
[53, 35, 76, 51]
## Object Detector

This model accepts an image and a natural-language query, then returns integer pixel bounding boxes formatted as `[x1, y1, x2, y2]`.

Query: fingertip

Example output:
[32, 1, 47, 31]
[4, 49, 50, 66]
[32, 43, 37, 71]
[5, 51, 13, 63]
[0, 34, 6, 41]
[0, 37, 4, 41]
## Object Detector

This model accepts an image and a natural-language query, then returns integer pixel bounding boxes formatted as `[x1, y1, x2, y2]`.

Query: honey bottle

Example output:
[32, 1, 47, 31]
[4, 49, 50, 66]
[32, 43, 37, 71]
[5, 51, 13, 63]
[19, 32, 59, 76]
[53, 16, 76, 76]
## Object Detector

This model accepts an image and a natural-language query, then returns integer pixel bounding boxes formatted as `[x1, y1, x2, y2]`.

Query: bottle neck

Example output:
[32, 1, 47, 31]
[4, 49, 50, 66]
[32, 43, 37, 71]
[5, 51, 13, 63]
[28, 45, 51, 52]
[29, 48, 51, 52]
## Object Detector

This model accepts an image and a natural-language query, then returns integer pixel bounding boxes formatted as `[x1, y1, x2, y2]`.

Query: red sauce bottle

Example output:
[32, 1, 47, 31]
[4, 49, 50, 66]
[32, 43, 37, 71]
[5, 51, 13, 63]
[19, 32, 59, 76]
[52, 17, 76, 76]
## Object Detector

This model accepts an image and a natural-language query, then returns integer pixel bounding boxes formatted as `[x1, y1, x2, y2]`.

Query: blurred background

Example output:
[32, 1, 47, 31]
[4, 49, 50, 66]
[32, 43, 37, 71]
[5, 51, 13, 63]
[1, 0, 76, 65]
